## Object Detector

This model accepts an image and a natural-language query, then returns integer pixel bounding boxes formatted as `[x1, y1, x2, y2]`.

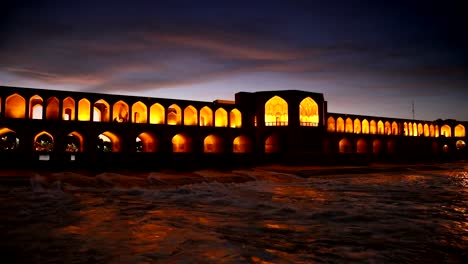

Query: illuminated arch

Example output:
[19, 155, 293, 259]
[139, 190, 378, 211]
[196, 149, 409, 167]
[5, 93, 26, 118]
[29, 95, 43, 119]
[34, 131, 54, 152]
[150, 103, 165, 124]
[230, 108, 242, 128]
[265, 134, 281, 153]
[345, 118, 353, 133]
[204, 134, 223, 153]
[418, 123, 423, 136]
[113, 100, 129, 122]
[413, 123, 417, 137]
[132, 101, 147, 124]
[424, 124, 429, 137]
[430, 124, 435, 137]
[265, 96, 288, 126]
[299, 97, 319, 126]
[136, 132, 158, 152]
[454, 124, 465, 137]
[362, 119, 369, 134]
[200, 106, 213, 126]
[327, 116, 335, 132]
[77, 98, 91, 121]
[435, 125, 439, 137]
[408, 122, 413, 136]
[172, 133, 192, 152]
[339, 138, 351, 153]
[62, 97, 75, 121]
[184, 105, 198, 126]
[404, 122, 409, 136]
[384, 121, 391, 135]
[233, 135, 252, 153]
[98, 131, 121, 152]
[441, 125, 451, 137]
[167, 104, 181, 125]
[65, 131, 84, 152]
[45, 97, 60, 119]
[370, 120, 377, 134]
[392, 121, 398, 135]
[336, 117, 344, 133]
[377, 121, 384, 135]
[354, 119, 361, 134]
[373, 139, 383, 154]
[357, 138, 367, 153]
[91, 100, 109, 122]
[0, 127, 20, 151]
[456, 140, 466, 150]
[215, 108, 228, 127]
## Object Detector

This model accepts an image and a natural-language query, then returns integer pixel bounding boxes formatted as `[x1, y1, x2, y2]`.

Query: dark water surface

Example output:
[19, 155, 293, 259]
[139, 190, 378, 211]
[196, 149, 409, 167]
[0, 165, 466, 263]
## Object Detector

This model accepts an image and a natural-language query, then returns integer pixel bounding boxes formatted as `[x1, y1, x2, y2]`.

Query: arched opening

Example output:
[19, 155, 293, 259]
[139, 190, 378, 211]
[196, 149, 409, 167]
[34, 131, 54, 152]
[200, 106, 213, 126]
[172, 133, 192, 152]
[29, 95, 43, 119]
[132, 101, 147, 124]
[354, 119, 361, 134]
[150, 103, 165, 124]
[455, 124, 465, 137]
[404, 122, 409, 136]
[233, 135, 251, 153]
[370, 120, 377, 134]
[387, 140, 397, 154]
[0, 128, 20, 151]
[5, 93, 26, 118]
[62, 97, 75, 120]
[327, 116, 335, 132]
[299, 97, 319, 126]
[418, 123, 423, 136]
[377, 121, 384, 135]
[45, 97, 60, 119]
[97, 131, 121, 152]
[230, 108, 242, 128]
[362, 119, 369, 134]
[424, 124, 429, 137]
[215, 108, 228, 127]
[392, 122, 398, 135]
[456, 140, 466, 150]
[373, 139, 383, 154]
[430, 124, 435, 137]
[136, 132, 158, 152]
[336, 117, 344, 133]
[412, 123, 418, 137]
[265, 96, 288, 126]
[204, 134, 223, 153]
[78, 98, 91, 121]
[357, 138, 367, 153]
[265, 134, 281, 153]
[384, 121, 391, 135]
[65, 131, 84, 152]
[435, 125, 439, 137]
[92, 99, 109, 122]
[441, 125, 451, 137]
[345, 118, 353, 133]
[167, 104, 181, 125]
[113, 100, 129, 122]
[339, 138, 351, 153]
[184, 105, 198, 126]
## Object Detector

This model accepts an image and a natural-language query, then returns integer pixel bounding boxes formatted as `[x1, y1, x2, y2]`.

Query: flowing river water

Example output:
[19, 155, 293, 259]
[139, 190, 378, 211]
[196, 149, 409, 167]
[0, 164, 466, 263]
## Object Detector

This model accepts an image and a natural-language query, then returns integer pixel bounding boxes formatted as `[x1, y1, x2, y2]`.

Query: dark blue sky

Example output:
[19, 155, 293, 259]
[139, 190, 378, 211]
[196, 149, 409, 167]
[1, 0, 467, 120]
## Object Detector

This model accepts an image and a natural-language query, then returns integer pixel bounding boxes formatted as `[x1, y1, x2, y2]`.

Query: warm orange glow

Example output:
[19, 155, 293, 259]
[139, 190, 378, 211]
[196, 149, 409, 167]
[404, 122, 409, 136]
[132, 101, 147, 123]
[200, 106, 213, 126]
[184, 105, 198, 126]
[354, 119, 361, 134]
[435, 125, 439, 137]
[112, 100, 129, 122]
[454, 124, 465, 137]
[336, 117, 344, 132]
[441, 125, 451, 137]
[0, 127, 15, 135]
[265, 134, 280, 153]
[45, 97, 59, 119]
[93, 99, 109, 122]
[299, 97, 319, 126]
[204, 134, 223, 153]
[233, 135, 251, 153]
[339, 138, 351, 153]
[392, 121, 398, 135]
[63, 97, 75, 120]
[34, 131, 54, 151]
[229, 108, 242, 128]
[377, 120, 384, 135]
[77, 99, 91, 121]
[357, 138, 367, 153]
[99, 131, 121, 152]
[362, 119, 369, 134]
[149, 103, 165, 124]
[418, 123, 423, 136]
[370, 120, 376, 134]
[327, 116, 335, 132]
[215, 108, 228, 127]
[373, 139, 382, 154]
[167, 104, 181, 125]
[137, 132, 157, 152]
[413, 123, 417, 137]
[172, 133, 191, 152]
[345, 118, 353, 133]
[265, 96, 288, 126]
[424, 124, 429, 137]
[68, 131, 84, 152]
[430, 124, 435, 137]
[29, 95, 43, 119]
[384, 121, 391, 135]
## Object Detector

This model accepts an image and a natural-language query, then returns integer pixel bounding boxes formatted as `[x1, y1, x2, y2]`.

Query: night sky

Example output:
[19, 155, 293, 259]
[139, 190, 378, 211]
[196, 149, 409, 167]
[2, 0, 467, 121]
